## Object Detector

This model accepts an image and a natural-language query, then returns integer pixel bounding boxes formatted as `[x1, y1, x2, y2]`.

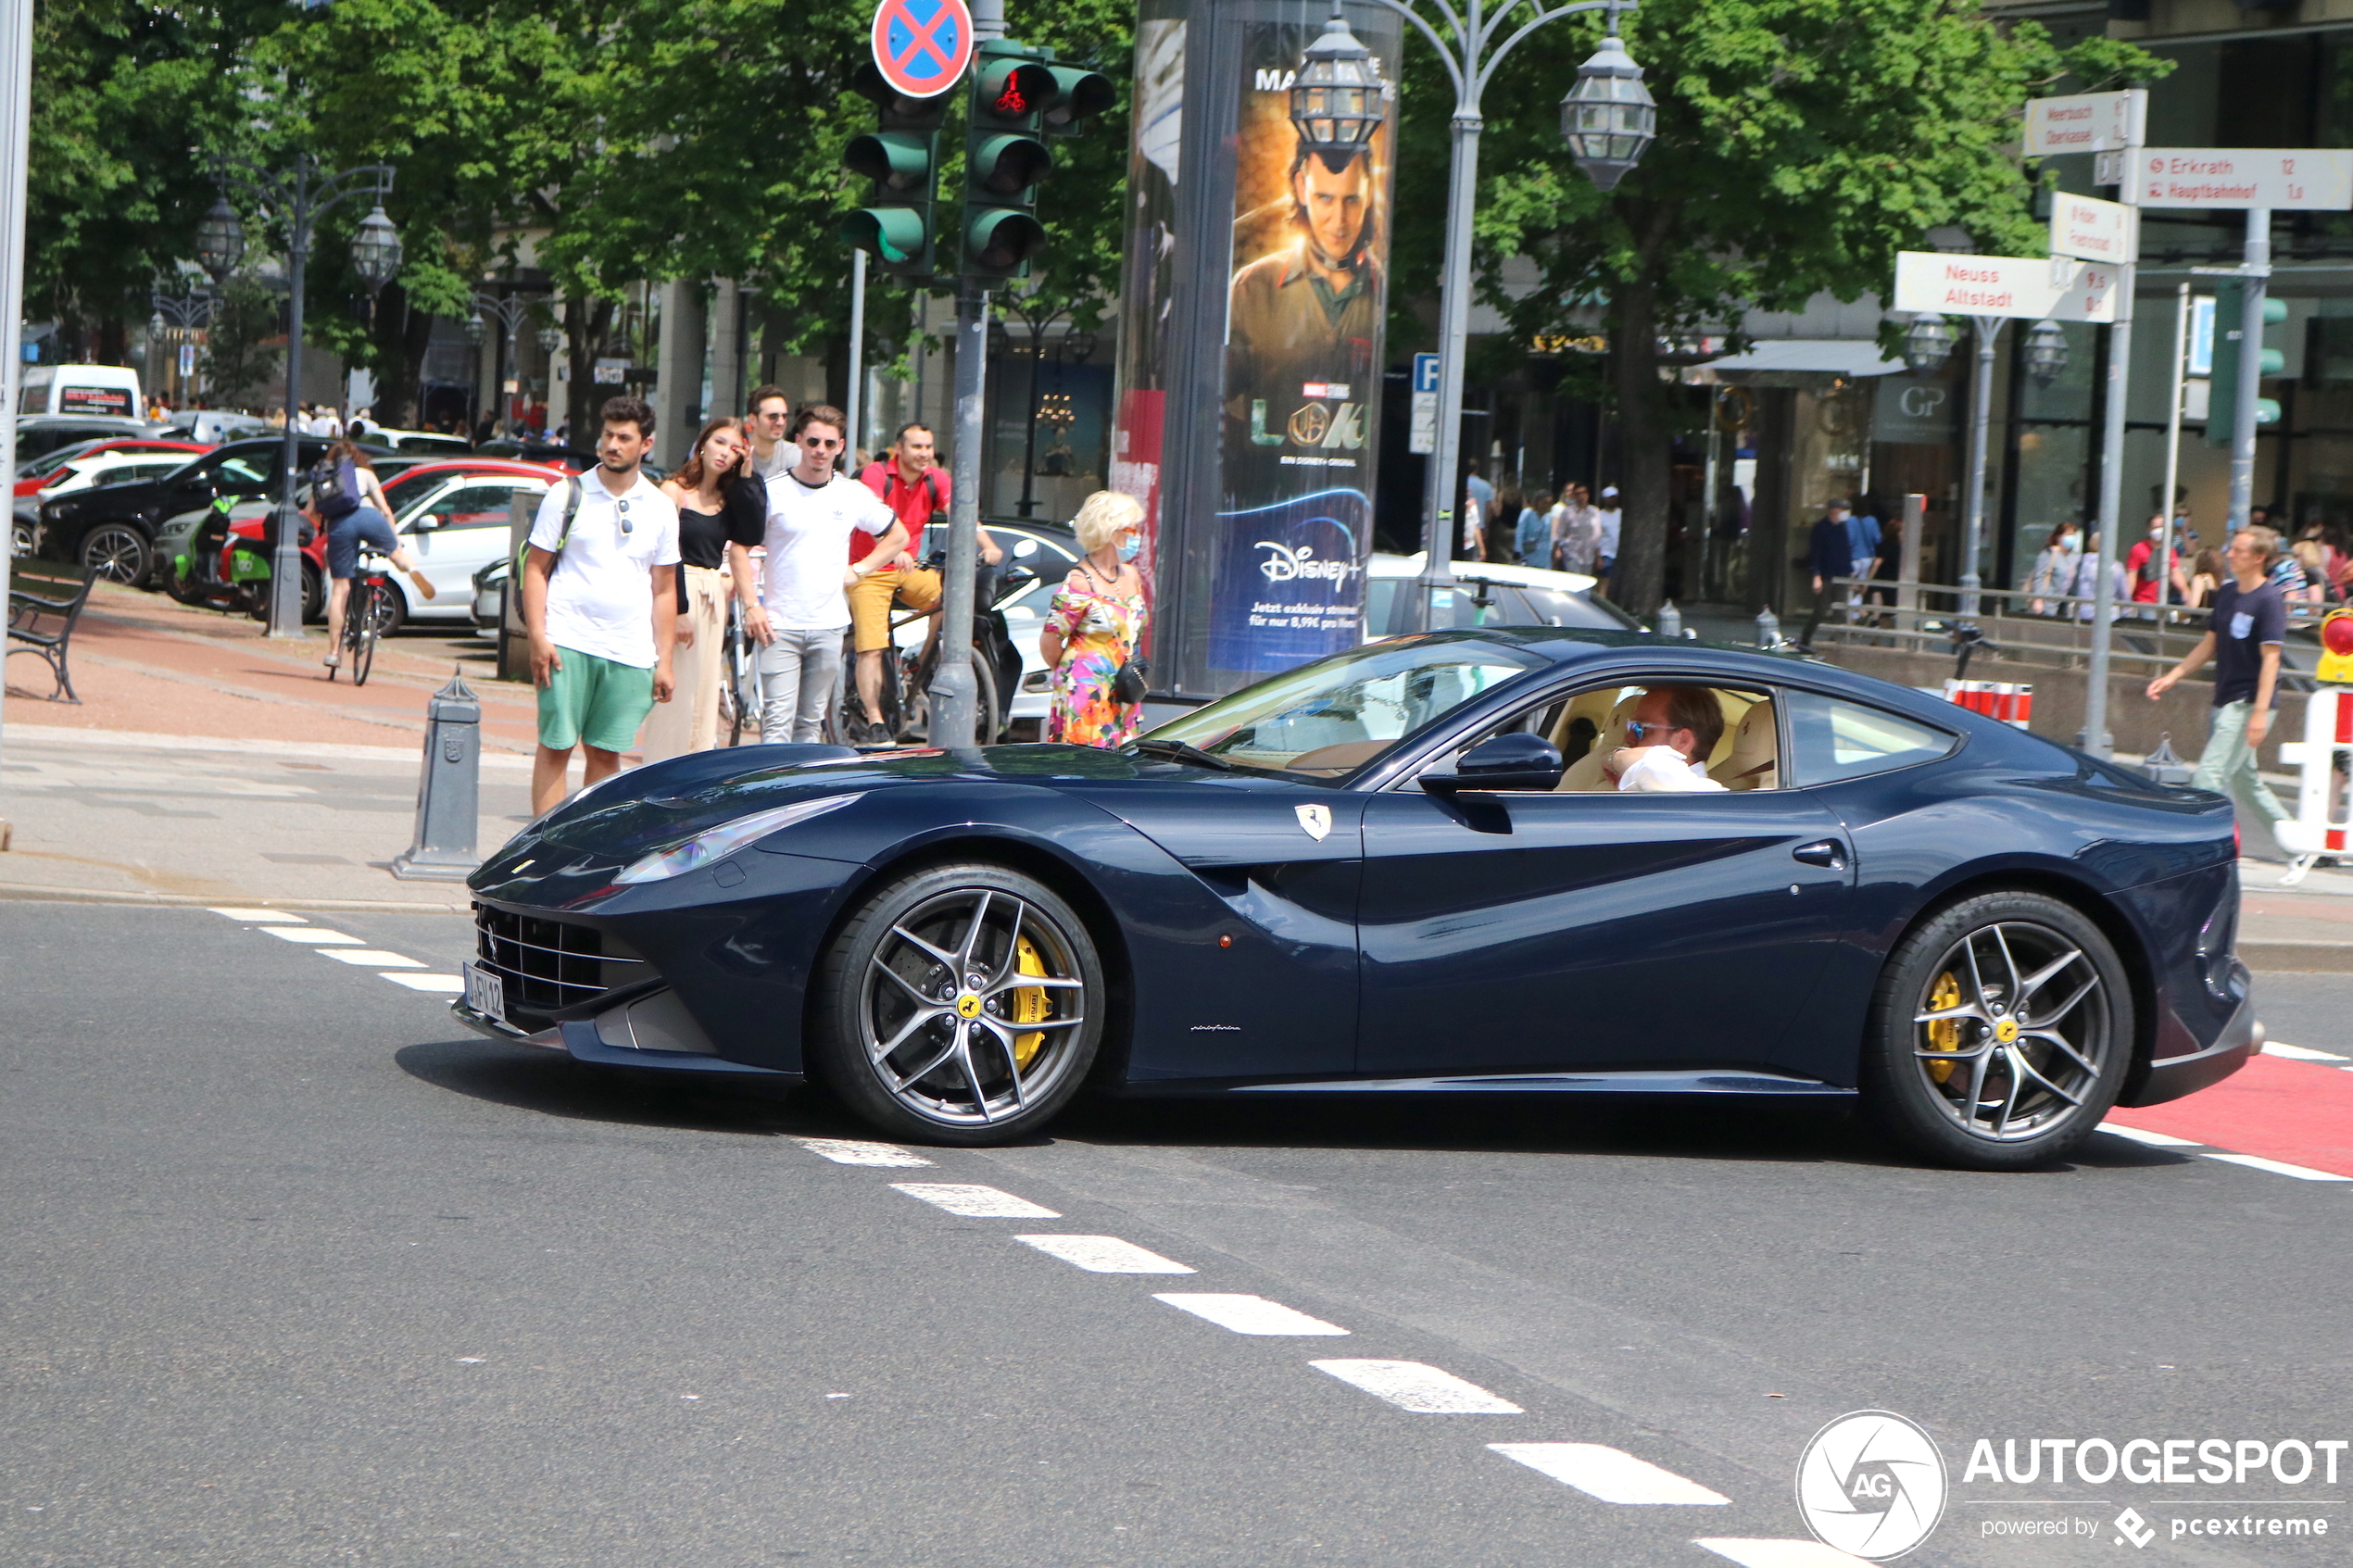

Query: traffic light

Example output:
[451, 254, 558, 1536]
[2207, 280, 2287, 447]
[960, 42, 1055, 280]
[842, 61, 950, 279]
[1038, 63, 1117, 134]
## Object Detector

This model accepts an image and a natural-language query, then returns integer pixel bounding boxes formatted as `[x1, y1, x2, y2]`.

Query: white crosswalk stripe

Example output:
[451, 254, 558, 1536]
[2203, 1152, 2352, 1182]
[1487, 1442, 1727, 1504]
[380, 972, 464, 994]
[263, 927, 363, 945]
[1152, 1294, 1349, 1336]
[211, 907, 303, 922]
[1694, 1538, 1873, 1567]
[1309, 1359, 1522, 1413]
[1013, 1235, 1194, 1274]
[890, 1184, 1060, 1218]
[792, 1137, 935, 1168]
[317, 948, 424, 968]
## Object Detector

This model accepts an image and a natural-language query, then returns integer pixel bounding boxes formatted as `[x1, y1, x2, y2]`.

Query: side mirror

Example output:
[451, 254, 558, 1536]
[998, 564, 1038, 598]
[412, 513, 442, 531]
[1421, 732, 1565, 796]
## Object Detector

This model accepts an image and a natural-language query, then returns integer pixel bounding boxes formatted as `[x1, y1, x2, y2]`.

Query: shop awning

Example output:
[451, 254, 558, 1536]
[1700, 338, 1904, 376]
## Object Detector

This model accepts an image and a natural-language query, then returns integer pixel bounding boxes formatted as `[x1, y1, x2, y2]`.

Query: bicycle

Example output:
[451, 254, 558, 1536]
[333, 546, 395, 686]
[720, 596, 762, 746]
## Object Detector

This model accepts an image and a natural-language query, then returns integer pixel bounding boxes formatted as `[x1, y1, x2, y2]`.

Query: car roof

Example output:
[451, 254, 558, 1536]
[1368, 550, 1600, 595]
[386, 458, 564, 483]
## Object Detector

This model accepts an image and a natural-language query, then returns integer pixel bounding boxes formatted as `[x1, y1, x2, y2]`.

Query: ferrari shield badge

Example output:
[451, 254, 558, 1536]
[1295, 803, 1331, 842]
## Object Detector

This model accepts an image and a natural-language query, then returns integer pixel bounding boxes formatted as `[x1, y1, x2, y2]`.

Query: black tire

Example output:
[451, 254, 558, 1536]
[301, 560, 324, 623]
[1861, 891, 2133, 1171]
[808, 862, 1105, 1145]
[368, 579, 407, 638]
[350, 586, 380, 686]
[79, 521, 148, 585]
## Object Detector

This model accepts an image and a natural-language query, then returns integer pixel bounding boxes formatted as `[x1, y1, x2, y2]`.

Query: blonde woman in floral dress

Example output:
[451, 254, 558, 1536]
[1040, 491, 1149, 747]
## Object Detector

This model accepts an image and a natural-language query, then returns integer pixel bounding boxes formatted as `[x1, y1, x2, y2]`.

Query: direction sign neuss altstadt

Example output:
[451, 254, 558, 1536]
[1893, 251, 2115, 322]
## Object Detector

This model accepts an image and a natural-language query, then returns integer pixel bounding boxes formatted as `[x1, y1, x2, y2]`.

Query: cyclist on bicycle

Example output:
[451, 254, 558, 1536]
[851, 422, 1002, 742]
[310, 440, 434, 671]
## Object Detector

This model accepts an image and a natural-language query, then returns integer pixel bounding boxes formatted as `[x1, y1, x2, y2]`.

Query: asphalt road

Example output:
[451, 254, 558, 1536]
[3, 902, 2347, 1568]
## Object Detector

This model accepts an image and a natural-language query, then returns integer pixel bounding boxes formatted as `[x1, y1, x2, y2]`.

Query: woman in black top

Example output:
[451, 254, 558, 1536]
[646, 417, 763, 759]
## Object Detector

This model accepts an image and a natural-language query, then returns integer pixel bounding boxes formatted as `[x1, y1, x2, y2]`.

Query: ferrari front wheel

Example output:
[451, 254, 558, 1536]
[1861, 891, 2133, 1171]
[811, 862, 1103, 1144]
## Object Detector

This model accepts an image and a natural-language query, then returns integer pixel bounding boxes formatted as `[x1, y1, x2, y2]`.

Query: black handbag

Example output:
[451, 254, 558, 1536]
[1112, 656, 1150, 707]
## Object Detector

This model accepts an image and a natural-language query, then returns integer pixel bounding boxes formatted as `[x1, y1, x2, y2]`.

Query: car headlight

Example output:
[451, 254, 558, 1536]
[612, 793, 864, 884]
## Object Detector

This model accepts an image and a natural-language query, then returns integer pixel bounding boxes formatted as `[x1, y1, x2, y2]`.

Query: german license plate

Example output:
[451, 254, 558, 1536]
[463, 962, 505, 1022]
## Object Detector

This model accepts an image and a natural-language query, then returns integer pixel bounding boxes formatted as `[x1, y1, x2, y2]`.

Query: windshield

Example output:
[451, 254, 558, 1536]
[1139, 635, 1545, 779]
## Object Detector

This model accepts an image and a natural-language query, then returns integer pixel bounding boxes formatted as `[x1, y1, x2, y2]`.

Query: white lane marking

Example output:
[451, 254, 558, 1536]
[380, 972, 465, 994]
[2263, 1041, 2349, 1062]
[2203, 1152, 2352, 1182]
[1487, 1443, 1728, 1504]
[1695, 1540, 1873, 1568]
[1153, 1293, 1350, 1336]
[1309, 1359, 1523, 1414]
[318, 948, 424, 968]
[2098, 1122, 2201, 1148]
[1013, 1235, 1195, 1274]
[212, 907, 304, 922]
[890, 1183, 1061, 1218]
[793, 1137, 933, 1168]
[262, 927, 363, 945]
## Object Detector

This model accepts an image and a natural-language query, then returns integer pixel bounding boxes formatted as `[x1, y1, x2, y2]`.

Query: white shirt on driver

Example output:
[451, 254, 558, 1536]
[1617, 746, 1727, 793]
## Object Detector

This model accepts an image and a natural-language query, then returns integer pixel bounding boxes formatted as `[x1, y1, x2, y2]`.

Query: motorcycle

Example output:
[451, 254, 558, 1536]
[158, 497, 324, 622]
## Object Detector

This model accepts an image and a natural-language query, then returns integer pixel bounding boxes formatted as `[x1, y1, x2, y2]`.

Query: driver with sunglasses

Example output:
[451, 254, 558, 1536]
[1603, 685, 1729, 793]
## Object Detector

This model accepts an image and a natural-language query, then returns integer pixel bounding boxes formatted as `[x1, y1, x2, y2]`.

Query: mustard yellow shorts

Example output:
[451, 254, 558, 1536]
[849, 566, 941, 653]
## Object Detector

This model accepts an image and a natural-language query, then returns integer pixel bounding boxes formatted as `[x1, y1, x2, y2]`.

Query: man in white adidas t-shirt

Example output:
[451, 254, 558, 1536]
[520, 395, 681, 814]
[733, 403, 900, 742]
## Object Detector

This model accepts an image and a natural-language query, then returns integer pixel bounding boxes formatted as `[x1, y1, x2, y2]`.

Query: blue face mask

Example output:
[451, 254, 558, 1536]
[1118, 533, 1143, 562]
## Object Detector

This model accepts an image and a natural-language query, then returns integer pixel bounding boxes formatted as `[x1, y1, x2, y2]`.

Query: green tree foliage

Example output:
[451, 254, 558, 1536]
[198, 275, 283, 408]
[1393, 0, 2170, 615]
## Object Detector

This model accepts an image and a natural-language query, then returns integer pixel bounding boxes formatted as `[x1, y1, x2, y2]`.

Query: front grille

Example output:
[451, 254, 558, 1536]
[473, 903, 646, 1021]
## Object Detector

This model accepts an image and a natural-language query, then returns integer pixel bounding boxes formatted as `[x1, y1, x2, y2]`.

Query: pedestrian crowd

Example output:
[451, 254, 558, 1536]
[511, 390, 1150, 815]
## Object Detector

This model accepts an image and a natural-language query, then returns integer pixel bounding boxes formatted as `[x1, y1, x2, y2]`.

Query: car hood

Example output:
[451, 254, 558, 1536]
[501, 742, 1184, 870]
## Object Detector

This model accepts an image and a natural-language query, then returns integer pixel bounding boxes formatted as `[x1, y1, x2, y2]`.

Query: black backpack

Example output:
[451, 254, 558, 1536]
[310, 454, 362, 520]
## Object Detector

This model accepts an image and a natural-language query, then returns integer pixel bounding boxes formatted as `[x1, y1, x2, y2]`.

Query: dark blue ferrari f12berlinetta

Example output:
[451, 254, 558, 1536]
[453, 627, 2256, 1171]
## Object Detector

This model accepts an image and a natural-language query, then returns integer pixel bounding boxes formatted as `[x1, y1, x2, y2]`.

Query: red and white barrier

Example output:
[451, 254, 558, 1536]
[1944, 679, 2034, 730]
[2277, 685, 2352, 884]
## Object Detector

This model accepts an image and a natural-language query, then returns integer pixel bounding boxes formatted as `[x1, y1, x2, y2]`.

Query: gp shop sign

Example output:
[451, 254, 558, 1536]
[871, 0, 974, 99]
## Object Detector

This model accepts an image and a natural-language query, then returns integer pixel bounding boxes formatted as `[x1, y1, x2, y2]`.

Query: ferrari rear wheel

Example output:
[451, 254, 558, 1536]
[1863, 891, 2132, 1171]
[811, 862, 1103, 1144]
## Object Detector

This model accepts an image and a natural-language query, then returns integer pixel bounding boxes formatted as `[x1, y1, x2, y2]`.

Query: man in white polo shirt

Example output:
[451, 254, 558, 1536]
[520, 395, 681, 815]
[734, 402, 900, 743]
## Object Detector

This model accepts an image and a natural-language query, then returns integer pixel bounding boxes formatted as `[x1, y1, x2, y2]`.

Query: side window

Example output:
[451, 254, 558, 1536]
[1416, 680, 1781, 793]
[1783, 689, 1956, 785]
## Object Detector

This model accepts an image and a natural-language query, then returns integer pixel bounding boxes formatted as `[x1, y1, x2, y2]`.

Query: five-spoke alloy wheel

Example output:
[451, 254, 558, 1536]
[812, 862, 1104, 1144]
[1863, 891, 2132, 1170]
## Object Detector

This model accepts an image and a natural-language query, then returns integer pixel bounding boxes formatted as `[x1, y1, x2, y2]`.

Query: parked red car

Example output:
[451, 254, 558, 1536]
[14, 439, 210, 500]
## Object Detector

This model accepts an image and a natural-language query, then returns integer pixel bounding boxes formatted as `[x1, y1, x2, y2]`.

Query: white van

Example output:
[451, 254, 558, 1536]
[19, 364, 145, 420]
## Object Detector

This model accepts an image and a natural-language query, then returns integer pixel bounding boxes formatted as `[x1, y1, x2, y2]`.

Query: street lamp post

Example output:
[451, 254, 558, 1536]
[1303, 0, 1653, 632]
[149, 282, 217, 404]
[469, 288, 547, 437]
[201, 157, 399, 637]
[1903, 312, 2006, 635]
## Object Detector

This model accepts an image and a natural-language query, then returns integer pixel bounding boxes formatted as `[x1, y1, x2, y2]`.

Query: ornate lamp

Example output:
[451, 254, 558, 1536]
[195, 196, 245, 282]
[2024, 319, 2069, 387]
[464, 312, 488, 348]
[1560, 19, 1655, 192]
[1904, 313, 1956, 374]
[536, 323, 564, 356]
[1288, 0, 1389, 170]
[350, 205, 404, 293]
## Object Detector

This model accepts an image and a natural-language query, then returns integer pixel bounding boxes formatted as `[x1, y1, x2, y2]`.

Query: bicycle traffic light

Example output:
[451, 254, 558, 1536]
[960, 43, 1055, 280]
[1038, 64, 1117, 134]
[2208, 280, 2287, 448]
[842, 61, 951, 279]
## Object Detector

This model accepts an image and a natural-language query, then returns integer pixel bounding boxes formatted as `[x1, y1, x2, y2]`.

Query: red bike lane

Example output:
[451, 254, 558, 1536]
[2104, 1049, 2353, 1178]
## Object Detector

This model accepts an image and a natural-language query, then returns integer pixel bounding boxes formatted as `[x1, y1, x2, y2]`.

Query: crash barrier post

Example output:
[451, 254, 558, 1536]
[1754, 608, 1781, 649]
[391, 670, 481, 882]
[2275, 683, 2352, 887]
[2139, 732, 2194, 785]
[1944, 678, 2033, 729]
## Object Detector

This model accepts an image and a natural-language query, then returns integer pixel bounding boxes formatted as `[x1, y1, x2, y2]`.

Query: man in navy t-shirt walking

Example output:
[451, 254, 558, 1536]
[2146, 528, 2293, 846]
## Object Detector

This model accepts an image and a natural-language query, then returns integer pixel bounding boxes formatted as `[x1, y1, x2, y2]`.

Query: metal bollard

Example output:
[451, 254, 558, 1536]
[1755, 608, 1781, 649]
[391, 669, 481, 882]
[1655, 599, 1682, 640]
[2139, 732, 2195, 787]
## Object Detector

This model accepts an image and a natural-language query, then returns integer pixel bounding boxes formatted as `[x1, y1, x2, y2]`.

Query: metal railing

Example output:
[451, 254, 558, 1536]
[1808, 578, 2335, 683]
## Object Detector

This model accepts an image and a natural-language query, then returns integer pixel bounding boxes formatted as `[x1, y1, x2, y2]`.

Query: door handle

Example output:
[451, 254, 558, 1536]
[1792, 839, 1845, 870]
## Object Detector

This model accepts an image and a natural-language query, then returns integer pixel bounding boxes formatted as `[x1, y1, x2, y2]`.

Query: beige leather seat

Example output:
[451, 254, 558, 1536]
[1718, 697, 1778, 790]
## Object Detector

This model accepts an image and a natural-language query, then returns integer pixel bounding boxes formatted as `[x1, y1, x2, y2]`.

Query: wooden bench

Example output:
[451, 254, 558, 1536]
[6, 558, 94, 703]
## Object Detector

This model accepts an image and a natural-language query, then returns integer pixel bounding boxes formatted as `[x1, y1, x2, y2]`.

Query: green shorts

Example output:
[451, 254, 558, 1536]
[538, 647, 656, 754]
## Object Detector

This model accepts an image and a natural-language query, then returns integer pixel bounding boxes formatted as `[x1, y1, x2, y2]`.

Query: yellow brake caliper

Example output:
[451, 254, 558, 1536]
[1923, 971, 1962, 1083]
[1011, 935, 1051, 1070]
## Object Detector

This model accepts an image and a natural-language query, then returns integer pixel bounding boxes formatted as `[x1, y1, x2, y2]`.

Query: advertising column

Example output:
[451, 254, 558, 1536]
[1110, 0, 1402, 696]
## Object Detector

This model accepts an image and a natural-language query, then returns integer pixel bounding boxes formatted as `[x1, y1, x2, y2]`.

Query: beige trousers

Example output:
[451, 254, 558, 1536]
[641, 564, 730, 761]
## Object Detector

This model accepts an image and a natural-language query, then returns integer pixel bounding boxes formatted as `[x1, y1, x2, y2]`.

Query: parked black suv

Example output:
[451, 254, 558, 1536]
[13, 414, 170, 468]
[36, 436, 388, 585]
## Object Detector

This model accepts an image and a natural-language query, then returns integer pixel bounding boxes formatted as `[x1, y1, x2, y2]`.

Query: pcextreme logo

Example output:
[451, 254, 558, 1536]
[1795, 1410, 1949, 1561]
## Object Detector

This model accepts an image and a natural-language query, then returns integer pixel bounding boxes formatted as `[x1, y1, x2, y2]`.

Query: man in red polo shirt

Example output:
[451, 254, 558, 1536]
[849, 423, 1002, 740]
